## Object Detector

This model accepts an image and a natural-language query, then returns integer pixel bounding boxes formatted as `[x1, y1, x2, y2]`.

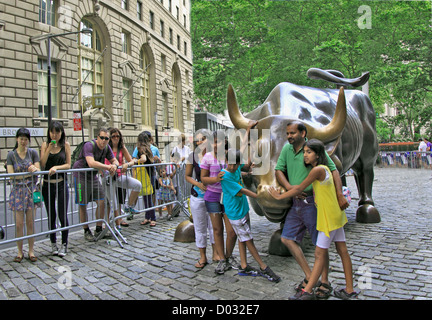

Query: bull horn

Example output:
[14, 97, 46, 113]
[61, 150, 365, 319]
[308, 87, 347, 142]
[227, 84, 251, 129]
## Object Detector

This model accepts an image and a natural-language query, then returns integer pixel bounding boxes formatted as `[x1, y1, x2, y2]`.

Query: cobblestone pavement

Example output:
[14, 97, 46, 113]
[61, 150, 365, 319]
[0, 167, 431, 302]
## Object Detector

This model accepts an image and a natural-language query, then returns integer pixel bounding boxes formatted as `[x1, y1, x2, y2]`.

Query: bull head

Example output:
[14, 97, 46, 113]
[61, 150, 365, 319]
[226, 84, 347, 222]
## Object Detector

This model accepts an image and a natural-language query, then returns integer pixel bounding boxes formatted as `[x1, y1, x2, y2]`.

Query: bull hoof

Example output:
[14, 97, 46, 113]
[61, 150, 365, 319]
[268, 229, 292, 256]
[356, 204, 380, 223]
[174, 220, 195, 242]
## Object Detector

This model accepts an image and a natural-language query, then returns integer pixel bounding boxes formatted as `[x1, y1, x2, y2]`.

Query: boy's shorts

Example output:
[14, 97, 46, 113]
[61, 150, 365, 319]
[229, 213, 252, 242]
[316, 227, 346, 249]
[74, 176, 104, 205]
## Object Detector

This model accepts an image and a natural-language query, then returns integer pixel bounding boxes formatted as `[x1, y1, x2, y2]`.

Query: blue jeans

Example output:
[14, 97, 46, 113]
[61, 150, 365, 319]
[204, 201, 225, 214]
[281, 196, 318, 245]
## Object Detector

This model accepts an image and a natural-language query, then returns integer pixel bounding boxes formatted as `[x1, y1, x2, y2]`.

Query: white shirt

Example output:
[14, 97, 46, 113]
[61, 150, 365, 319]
[419, 141, 427, 152]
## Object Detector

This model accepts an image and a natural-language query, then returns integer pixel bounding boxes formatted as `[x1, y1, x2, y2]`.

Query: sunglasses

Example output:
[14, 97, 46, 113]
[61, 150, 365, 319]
[99, 135, 109, 141]
[111, 135, 120, 139]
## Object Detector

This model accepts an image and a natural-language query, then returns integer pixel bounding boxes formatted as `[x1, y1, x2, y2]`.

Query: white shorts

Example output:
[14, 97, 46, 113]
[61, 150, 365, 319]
[229, 214, 253, 242]
[316, 227, 346, 249]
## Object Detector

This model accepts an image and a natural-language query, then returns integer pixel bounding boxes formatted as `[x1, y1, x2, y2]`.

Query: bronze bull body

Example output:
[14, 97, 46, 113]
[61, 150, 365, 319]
[227, 69, 381, 226]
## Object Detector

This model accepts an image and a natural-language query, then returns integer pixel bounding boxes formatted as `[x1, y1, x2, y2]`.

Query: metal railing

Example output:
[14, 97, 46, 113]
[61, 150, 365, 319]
[377, 150, 432, 169]
[0, 162, 191, 249]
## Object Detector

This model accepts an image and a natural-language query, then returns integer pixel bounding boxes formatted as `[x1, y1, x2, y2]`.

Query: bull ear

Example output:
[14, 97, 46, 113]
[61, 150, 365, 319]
[227, 84, 251, 130]
[308, 87, 347, 143]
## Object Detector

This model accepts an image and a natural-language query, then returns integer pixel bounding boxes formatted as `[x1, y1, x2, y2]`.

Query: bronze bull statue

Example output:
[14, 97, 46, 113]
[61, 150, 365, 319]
[227, 69, 380, 229]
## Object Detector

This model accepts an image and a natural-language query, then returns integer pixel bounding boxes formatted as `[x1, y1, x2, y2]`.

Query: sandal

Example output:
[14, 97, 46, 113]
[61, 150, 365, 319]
[120, 221, 129, 227]
[28, 255, 37, 262]
[294, 278, 308, 292]
[13, 255, 23, 263]
[150, 221, 156, 227]
[315, 282, 333, 299]
[195, 261, 208, 269]
[334, 288, 359, 300]
[140, 220, 150, 225]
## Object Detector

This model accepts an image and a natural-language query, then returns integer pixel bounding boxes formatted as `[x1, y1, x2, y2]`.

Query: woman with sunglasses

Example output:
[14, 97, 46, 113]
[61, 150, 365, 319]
[105, 128, 142, 230]
[6, 128, 41, 262]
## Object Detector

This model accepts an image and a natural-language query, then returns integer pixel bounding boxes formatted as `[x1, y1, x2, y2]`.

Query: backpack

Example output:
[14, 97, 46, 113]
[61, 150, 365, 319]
[71, 140, 108, 169]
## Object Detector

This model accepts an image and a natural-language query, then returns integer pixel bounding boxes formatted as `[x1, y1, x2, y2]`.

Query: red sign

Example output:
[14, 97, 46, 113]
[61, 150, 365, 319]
[73, 111, 82, 131]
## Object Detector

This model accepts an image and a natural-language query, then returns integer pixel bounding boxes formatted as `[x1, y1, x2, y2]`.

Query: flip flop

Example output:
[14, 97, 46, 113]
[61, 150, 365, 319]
[140, 220, 150, 225]
[195, 261, 208, 269]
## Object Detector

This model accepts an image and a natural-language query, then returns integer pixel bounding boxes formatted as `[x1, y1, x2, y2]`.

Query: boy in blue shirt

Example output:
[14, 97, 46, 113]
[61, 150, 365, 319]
[221, 148, 280, 283]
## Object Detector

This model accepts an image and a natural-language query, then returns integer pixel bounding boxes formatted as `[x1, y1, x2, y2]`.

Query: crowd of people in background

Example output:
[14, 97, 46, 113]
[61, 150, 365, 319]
[4, 121, 367, 300]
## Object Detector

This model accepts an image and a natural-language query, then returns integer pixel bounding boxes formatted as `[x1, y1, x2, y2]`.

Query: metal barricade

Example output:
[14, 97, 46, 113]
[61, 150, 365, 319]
[0, 162, 191, 250]
[378, 151, 432, 169]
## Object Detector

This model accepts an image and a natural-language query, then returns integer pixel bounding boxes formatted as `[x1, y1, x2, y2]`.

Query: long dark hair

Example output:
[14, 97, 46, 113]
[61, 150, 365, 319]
[13, 127, 31, 150]
[304, 139, 328, 167]
[109, 127, 124, 150]
[46, 121, 66, 148]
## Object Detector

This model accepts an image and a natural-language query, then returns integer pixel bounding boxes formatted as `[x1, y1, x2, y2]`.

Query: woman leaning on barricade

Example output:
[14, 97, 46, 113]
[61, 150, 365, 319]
[105, 128, 142, 230]
[40, 121, 71, 257]
[6, 128, 41, 263]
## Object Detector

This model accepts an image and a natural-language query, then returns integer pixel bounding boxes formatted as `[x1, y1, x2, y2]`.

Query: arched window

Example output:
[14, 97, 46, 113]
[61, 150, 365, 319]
[78, 19, 104, 111]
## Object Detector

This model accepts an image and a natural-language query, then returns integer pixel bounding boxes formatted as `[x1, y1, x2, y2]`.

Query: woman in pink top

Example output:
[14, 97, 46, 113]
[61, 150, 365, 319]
[200, 130, 239, 275]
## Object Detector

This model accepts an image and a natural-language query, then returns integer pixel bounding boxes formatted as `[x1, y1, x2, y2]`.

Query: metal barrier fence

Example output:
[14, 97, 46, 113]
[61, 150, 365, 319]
[0, 162, 191, 249]
[378, 150, 432, 169]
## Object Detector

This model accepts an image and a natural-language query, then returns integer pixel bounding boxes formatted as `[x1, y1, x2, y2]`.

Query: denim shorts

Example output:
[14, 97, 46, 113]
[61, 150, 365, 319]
[204, 200, 225, 214]
[281, 196, 318, 245]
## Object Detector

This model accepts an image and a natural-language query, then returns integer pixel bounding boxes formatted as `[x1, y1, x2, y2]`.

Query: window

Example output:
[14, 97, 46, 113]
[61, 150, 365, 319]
[161, 54, 166, 74]
[121, 31, 130, 54]
[122, 79, 132, 123]
[37, 58, 58, 118]
[149, 11, 154, 29]
[185, 70, 189, 86]
[172, 69, 179, 129]
[121, 0, 128, 11]
[137, 1, 142, 20]
[79, 19, 104, 112]
[162, 93, 169, 128]
[177, 35, 180, 50]
[39, 0, 56, 26]
[183, 14, 187, 28]
[176, 6, 179, 20]
[169, 0, 172, 13]
[169, 28, 173, 45]
[184, 41, 187, 56]
[160, 20, 164, 38]
[140, 48, 151, 126]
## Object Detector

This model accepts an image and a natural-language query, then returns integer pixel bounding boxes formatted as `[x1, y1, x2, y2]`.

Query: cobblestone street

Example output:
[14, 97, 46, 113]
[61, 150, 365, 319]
[0, 167, 431, 303]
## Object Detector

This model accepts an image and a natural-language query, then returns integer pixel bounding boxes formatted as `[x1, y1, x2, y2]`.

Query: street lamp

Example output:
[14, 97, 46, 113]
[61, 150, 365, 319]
[43, 28, 93, 127]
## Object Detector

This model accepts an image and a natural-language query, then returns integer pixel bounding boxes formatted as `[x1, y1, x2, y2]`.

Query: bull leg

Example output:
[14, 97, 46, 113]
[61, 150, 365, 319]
[352, 163, 380, 223]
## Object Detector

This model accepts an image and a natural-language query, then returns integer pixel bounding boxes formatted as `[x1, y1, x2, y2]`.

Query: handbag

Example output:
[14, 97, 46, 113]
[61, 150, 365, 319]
[33, 189, 43, 203]
[136, 166, 154, 196]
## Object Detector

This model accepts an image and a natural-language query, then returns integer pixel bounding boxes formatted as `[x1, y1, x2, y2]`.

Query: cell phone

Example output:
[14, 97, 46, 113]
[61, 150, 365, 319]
[51, 140, 56, 144]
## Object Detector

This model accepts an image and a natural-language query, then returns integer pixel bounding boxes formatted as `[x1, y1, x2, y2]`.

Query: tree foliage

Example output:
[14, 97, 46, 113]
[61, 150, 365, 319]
[191, 0, 432, 141]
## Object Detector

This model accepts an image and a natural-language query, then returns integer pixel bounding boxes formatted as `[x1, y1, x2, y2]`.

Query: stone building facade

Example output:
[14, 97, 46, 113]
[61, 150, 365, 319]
[0, 0, 194, 163]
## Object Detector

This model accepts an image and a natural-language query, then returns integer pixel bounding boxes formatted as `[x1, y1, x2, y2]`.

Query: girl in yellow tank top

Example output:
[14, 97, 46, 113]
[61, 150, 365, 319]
[268, 139, 358, 300]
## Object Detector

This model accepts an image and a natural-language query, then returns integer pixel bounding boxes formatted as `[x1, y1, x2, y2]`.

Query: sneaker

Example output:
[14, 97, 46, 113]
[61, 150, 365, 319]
[290, 289, 316, 300]
[51, 243, 58, 256]
[58, 244, 67, 257]
[125, 206, 139, 214]
[226, 256, 240, 270]
[334, 288, 359, 300]
[94, 229, 105, 241]
[167, 214, 173, 221]
[260, 266, 281, 283]
[126, 213, 134, 220]
[238, 265, 259, 277]
[214, 260, 230, 275]
[84, 230, 95, 242]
